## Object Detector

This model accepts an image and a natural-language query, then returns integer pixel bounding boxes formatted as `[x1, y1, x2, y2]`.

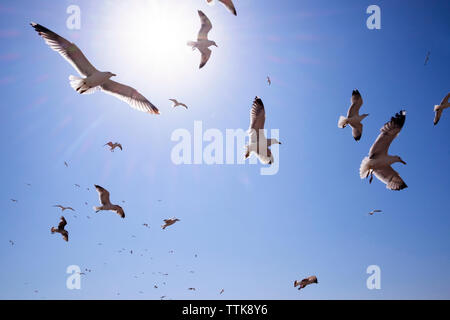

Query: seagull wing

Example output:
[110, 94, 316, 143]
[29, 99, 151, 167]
[248, 97, 266, 143]
[197, 10, 212, 41]
[369, 110, 406, 159]
[351, 122, 363, 141]
[169, 99, 178, 105]
[58, 216, 67, 229]
[347, 90, 363, 117]
[198, 47, 212, 69]
[219, 0, 237, 15]
[439, 92, 450, 106]
[434, 109, 443, 125]
[95, 185, 111, 206]
[373, 166, 407, 190]
[30, 22, 97, 77]
[100, 80, 160, 114]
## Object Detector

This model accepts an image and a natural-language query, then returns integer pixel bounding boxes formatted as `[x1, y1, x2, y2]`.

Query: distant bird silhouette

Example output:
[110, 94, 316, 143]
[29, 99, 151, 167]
[368, 209, 383, 215]
[267, 76, 271, 86]
[74, 184, 80, 188]
[294, 276, 318, 290]
[424, 51, 430, 66]
[93, 185, 125, 218]
[51, 216, 69, 242]
[53, 205, 75, 212]
[161, 218, 180, 230]
[188, 288, 196, 291]
[187, 11, 218, 69]
[9, 240, 14, 246]
[64, 161, 69, 167]
[104, 142, 122, 152]
[220, 289, 224, 294]
[169, 99, 188, 109]
[10, 199, 18, 203]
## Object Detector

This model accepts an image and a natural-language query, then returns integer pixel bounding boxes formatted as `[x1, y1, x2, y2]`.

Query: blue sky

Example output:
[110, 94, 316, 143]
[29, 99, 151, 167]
[0, 0, 449, 299]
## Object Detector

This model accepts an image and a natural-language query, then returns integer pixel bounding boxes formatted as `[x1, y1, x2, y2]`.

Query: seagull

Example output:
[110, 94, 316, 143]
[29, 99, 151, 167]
[64, 161, 69, 167]
[51, 216, 69, 242]
[368, 209, 383, 215]
[244, 96, 281, 165]
[169, 99, 188, 109]
[30, 22, 160, 115]
[53, 205, 75, 212]
[338, 89, 368, 141]
[187, 11, 218, 69]
[104, 142, 123, 152]
[161, 218, 180, 230]
[10, 199, 18, 203]
[93, 185, 125, 218]
[220, 289, 224, 294]
[142, 223, 150, 228]
[154, 285, 158, 289]
[206, 0, 237, 16]
[267, 76, 271, 86]
[294, 276, 318, 290]
[9, 240, 14, 246]
[433, 93, 450, 125]
[424, 51, 431, 66]
[188, 288, 196, 291]
[74, 184, 80, 188]
[360, 110, 407, 190]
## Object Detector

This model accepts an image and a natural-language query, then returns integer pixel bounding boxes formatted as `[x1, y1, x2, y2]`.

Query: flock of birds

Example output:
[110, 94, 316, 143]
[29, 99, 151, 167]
[6, 0, 449, 297]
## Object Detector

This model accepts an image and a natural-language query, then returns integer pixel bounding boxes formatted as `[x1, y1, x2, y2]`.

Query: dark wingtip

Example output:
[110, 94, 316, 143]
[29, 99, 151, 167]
[354, 135, 361, 141]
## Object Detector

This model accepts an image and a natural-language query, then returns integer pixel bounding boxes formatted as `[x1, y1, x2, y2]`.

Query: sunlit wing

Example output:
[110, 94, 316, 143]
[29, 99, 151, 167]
[197, 10, 212, 41]
[199, 47, 212, 69]
[248, 97, 266, 143]
[30, 22, 97, 77]
[373, 166, 407, 190]
[95, 185, 111, 206]
[369, 110, 406, 159]
[347, 90, 363, 117]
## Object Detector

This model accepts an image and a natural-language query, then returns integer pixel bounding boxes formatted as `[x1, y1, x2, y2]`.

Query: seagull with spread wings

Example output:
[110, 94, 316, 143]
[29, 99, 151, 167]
[338, 90, 369, 141]
[187, 11, 218, 69]
[206, 0, 237, 15]
[244, 96, 281, 165]
[93, 185, 125, 218]
[368, 209, 383, 215]
[51, 216, 69, 242]
[161, 218, 180, 230]
[169, 99, 188, 109]
[267, 76, 271, 86]
[104, 142, 123, 152]
[360, 110, 407, 190]
[30, 22, 159, 115]
[294, 276, 318, 290]
[53, 205, 75, 212]
[433, 92, 450, 125]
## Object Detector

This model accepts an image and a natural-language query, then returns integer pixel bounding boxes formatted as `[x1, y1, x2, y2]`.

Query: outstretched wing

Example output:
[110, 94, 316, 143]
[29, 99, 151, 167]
[219, 0, 237, 15]
[30, 22, 97, 77]
[197, 10, 212, 41]
[347, 89, 363, 118]
[434, 109, 443, 125]
[373, 166, 407, 190]
[198, 47, 212, 69]
[369, 110, 406, 159]
[100, 80, 160, 114]
[95, 185, 111, 206]
[351, 122, 363, 141]
[440, 92, 450, 106]
[58, 216, 67, 229]
[248, 97, 266, 143]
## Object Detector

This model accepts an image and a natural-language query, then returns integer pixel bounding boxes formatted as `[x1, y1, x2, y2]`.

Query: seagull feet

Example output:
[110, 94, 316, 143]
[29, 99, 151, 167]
[369, 171, 374, 184]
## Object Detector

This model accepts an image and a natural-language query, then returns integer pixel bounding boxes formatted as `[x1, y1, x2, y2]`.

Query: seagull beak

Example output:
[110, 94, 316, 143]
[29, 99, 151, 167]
[112, 74, 117, 77]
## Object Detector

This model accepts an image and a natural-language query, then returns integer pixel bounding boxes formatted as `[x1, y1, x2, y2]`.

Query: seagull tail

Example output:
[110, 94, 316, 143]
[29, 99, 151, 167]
[69, 75, 93, 94]
[338, 115, 348, 128]
[187, 41, 196, 49]
[359, 156, 371, 179]
[51, 227, 56, 234]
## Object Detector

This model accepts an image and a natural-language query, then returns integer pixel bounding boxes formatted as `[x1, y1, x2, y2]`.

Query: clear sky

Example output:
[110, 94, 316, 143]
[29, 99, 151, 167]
[0, 0, 449, 299]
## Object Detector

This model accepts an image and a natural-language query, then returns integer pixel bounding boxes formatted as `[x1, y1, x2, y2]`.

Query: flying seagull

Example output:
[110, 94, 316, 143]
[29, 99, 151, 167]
[51, 216, 69, 242]
[219, 289, 224, 294]
[267, 76, 271, 86]
[104, 142, 122, 152]
[64, 161, 69, 167]
[169, 99, 188, 109]
[74, 184, 80, 188]
[187, 11, 218, 69]
[368, 209, 382, 215]
[360, 110, 407, 190]
[294, 276, 318, 290]
[338, 89, 368, 141]
[424, 51, 431, 66]
[206, 0, 237, 16]
[9, 240, 14, 246]
[188, 288, 196, 291]
[30, 22, 159, 114]
[93, 185, 125, 218]
[10, 199, 18, 203]
[244, 96, 281, 165]
[161, 218, 180, 230]
[433, 92, 450, 125]
[53, 205, 75, 212]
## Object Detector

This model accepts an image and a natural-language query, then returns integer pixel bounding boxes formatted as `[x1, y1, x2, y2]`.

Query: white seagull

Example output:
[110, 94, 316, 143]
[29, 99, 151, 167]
[206, 0, 237, 16]
[93, 185, 125, 218]
[360, 110, 407, 191]
[53, 205, 75, 212]
[338, 89, 368, 141]
[433, 92, 450, 125]
[30, 22, 159, 115]
[244, 96, 281, 165]
[187, 11, 218, 69]
[169, 99, 188, 109]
